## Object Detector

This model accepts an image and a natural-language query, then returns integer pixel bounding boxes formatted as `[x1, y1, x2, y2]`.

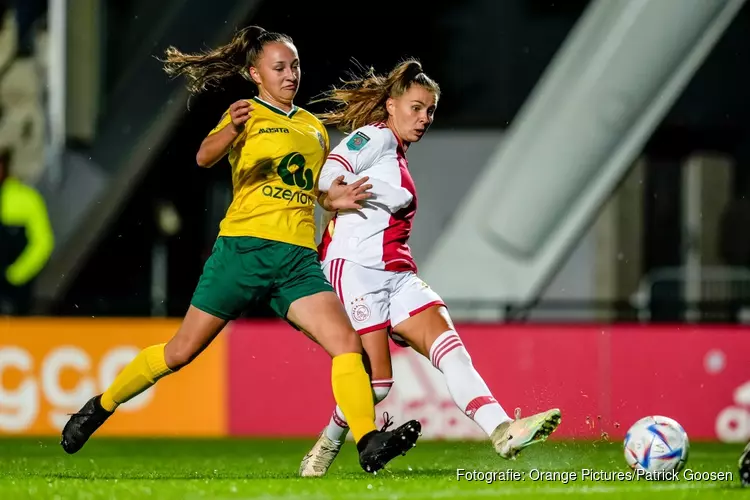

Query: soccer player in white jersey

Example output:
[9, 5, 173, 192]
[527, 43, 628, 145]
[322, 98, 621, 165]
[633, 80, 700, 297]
[299, 59, 561, 477]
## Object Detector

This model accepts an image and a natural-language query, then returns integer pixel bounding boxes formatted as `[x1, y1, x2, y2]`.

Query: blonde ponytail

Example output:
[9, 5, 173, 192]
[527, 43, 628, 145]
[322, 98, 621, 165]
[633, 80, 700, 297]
[314, 58, 440, 132]
[161, 26, 293, 95]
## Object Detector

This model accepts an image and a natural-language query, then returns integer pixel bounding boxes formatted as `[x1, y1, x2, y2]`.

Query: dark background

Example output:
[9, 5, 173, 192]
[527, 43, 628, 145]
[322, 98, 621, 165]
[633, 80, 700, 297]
[55, 0, 750, 317]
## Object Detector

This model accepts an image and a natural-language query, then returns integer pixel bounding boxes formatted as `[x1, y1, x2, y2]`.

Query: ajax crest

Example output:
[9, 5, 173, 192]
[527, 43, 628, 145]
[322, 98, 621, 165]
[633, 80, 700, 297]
[350, 297, 371, 323]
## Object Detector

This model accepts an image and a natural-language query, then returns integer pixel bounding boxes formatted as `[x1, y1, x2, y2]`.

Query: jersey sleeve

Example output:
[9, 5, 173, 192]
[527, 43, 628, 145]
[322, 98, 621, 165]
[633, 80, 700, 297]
[207, 103, 249, 148]
[318, 127, 413, 212]
[326, 128, 383, 175]
[209, 109, 231, 136]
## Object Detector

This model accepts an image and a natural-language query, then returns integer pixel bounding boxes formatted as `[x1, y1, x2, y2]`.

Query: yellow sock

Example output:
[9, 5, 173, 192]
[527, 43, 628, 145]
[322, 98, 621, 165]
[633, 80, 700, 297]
[100, 343, 172, 412]
[331, 352, 377, 443]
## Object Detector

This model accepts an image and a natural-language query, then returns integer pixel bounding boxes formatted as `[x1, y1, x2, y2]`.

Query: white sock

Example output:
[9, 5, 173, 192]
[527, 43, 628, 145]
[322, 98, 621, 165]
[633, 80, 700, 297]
[429, 330, 511, 436]
[324, 379, 393, 444]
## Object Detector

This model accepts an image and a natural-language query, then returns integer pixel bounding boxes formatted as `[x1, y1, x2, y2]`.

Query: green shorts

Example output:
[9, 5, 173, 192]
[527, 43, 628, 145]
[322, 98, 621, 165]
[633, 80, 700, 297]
[191, 236, 333, 321]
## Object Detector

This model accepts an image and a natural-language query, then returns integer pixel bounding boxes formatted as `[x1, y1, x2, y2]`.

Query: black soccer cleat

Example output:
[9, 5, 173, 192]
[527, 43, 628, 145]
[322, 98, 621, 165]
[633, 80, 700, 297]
[60, 394, 112, 454]
[357, 413, 421, 474]
[740, 441, 750, 487]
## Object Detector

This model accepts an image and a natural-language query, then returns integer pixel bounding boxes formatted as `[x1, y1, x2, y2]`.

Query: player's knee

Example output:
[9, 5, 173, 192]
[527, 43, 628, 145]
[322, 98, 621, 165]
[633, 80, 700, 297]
[163, 340, 200, 371]
[371, 379, 393, 404]
[328, 328, 364, 358]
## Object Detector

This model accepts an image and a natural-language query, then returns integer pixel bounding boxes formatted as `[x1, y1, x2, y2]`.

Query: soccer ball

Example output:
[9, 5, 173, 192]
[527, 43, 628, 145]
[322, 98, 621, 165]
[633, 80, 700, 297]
[624, 416, 689, 475]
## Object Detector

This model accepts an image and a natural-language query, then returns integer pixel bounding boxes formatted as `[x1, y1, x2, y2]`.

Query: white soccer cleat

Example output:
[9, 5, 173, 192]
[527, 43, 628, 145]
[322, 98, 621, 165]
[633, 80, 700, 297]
[491, 407, 561, 459]
[299, 433, 343, 477]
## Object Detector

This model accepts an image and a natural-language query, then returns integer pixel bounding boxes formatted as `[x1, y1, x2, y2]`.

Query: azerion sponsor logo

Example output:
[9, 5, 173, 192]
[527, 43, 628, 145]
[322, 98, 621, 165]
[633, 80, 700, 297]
[261, 186, 315, 206]
[262, 151, 316, 205]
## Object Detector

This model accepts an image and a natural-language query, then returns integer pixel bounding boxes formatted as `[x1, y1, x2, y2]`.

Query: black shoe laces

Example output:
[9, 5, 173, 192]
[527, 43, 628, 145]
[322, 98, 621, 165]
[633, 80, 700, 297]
[380, 412, 394, 432]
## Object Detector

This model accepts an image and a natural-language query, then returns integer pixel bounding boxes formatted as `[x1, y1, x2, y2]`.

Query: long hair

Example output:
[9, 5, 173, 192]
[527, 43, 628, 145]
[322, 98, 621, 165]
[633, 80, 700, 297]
[314, 59, 440, 132]
[161, 26, 293, 95]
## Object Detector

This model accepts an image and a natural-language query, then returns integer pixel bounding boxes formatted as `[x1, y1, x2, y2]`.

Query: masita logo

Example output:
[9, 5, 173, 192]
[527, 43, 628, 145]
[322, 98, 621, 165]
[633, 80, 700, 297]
[259, 127, 290, 134]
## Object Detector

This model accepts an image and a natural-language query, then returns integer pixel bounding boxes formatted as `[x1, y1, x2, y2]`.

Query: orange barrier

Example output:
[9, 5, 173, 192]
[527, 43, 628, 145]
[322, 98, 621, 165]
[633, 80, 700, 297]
[0, 318, 227, 436]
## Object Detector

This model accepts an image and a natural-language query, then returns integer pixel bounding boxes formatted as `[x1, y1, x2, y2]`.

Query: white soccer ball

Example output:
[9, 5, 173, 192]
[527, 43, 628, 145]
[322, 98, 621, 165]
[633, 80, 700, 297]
[624, 415, 689, 476]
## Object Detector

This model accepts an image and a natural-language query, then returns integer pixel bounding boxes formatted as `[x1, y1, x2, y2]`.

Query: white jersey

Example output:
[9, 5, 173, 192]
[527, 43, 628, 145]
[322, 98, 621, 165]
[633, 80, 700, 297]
[318, 123, 418, 272]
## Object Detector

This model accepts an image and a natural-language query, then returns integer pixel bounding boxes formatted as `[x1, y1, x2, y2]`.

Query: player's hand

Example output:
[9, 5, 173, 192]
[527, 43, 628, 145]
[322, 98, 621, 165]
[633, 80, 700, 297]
[327, 175, 372, 210]
[229, 100, 253, 130]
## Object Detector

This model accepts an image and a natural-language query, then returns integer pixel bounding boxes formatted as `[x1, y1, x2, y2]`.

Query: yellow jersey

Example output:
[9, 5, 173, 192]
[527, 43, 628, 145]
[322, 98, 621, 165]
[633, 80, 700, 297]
[210, 96, 329, 250]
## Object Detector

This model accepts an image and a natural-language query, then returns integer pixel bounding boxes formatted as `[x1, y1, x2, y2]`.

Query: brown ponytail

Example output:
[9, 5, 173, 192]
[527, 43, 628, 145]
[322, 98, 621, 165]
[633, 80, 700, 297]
[161, 25, 293, 95]
[314, 58, 440, 132]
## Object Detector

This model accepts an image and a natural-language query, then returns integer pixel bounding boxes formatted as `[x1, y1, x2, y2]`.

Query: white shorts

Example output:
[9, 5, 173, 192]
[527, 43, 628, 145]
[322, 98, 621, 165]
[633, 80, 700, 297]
[323, 259, 445, 336]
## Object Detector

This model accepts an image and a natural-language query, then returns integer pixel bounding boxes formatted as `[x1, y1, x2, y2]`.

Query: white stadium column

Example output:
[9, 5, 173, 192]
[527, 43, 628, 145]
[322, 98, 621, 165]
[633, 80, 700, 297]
[422, 0, 746, 319]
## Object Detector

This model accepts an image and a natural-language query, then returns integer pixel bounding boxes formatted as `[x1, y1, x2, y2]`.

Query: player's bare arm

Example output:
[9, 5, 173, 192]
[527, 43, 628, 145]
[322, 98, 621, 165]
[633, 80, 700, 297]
[196, 100, 253, 167]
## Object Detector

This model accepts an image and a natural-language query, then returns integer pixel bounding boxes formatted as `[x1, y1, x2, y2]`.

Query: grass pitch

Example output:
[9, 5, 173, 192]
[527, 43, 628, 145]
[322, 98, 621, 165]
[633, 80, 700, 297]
[0, 438, 745, 499]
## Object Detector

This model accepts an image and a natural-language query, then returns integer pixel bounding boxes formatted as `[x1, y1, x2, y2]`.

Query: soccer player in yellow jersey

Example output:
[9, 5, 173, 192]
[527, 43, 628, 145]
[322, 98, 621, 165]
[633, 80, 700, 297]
[60, 26, 421, 474]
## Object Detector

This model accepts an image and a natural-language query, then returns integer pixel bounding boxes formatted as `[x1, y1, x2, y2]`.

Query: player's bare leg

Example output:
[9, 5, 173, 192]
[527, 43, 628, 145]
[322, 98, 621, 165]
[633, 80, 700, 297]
[393, 305, 560, 460]
[61, 306, 227, 454]
[300, 329, 393, 477]
[288, 291, 420, 473]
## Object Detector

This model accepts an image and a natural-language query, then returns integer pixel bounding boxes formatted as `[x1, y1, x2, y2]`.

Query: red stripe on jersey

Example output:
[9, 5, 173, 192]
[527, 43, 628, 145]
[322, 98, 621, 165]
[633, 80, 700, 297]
[328, 154, 353, 172]
[383, 151, 417, 272]
[386, 125, 407, 157]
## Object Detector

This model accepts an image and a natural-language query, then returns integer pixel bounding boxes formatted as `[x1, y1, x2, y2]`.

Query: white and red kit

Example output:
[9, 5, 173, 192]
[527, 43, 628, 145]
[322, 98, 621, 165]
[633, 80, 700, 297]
[318, 123, 444, 335]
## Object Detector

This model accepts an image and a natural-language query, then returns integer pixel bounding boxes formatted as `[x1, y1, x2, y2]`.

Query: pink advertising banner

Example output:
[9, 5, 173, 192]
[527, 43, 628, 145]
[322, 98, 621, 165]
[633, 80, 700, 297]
[227, 322, 750, 442]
